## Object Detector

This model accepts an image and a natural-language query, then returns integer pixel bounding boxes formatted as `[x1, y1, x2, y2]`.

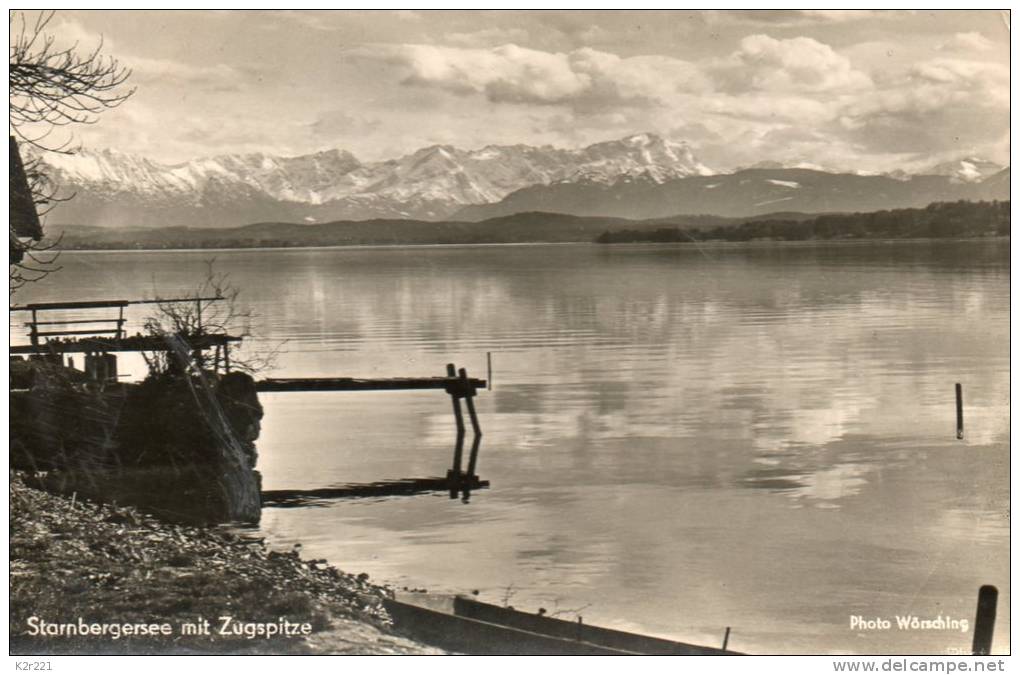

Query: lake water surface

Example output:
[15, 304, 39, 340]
[11, 240, 1010, 654]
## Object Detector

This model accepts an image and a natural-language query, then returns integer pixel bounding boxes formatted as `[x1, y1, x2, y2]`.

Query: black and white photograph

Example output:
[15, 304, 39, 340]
[7, 8, 1011, 664]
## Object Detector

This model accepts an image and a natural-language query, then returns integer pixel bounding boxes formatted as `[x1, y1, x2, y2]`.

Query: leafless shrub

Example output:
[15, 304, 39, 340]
[141, 260, 281, 378]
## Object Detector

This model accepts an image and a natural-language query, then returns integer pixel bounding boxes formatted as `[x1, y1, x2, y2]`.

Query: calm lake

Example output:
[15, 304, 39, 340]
[11, 240, 1010, 655]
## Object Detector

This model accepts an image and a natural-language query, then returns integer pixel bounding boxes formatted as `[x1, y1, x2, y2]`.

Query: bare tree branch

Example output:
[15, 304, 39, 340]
[9, 10, 135, 154]
[9, 10, 134, 294]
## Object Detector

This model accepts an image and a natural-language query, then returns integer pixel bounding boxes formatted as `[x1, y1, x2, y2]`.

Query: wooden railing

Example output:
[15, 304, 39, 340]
[10, 296, 226, 350]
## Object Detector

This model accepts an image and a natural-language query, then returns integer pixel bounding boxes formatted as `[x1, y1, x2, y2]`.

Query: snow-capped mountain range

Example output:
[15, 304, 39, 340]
[35, 133, 712, 227]
[31, 133, 1006, 228]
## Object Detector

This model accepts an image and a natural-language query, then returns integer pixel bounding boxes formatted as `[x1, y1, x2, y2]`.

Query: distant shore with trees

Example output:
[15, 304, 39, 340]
[595, 201, 1009, 245]
[43, 201, 1010, 252]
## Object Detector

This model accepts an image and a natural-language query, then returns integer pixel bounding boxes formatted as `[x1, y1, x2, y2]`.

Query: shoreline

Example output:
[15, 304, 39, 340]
[596, 235, 1008, 250]
[44, 235, 1009, 256]
[9, 473, 442, 655]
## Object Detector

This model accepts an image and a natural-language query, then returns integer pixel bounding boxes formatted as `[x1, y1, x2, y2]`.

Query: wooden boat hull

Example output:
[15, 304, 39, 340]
[383, 594, 741, 655]
[383, 596, 637, 655]
[453, 596, 735, 655]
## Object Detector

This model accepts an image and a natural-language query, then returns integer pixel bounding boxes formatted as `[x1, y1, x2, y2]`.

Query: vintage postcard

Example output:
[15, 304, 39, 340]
[8, 8, 1010, 666]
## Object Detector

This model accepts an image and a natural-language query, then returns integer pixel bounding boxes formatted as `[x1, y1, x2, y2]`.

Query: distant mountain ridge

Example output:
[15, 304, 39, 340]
[35, 133, 711, 227]
[455, 167, 1011, 221]
[34, 135, 1008, 228]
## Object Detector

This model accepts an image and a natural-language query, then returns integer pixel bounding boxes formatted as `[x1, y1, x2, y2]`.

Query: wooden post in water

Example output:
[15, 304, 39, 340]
[722, 627, 731, 651]
[460, 367, 483, 500]
[487, 352, 493, 390]
[972, 585, 997, 655]
[447, 363, 466, 498]
[955, 383, 964, 440]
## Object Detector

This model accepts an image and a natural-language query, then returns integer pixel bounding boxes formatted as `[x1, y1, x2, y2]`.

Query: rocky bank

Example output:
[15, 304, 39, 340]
[9, 473, 442, 655]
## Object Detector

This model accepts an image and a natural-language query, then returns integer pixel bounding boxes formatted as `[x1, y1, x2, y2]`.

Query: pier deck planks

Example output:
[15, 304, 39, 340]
[256, 376, 486, 393]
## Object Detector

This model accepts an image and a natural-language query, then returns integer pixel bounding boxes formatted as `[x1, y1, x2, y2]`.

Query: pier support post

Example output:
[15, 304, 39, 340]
[956, 383, 964, 440]
[972, 585, 997, 655]
[460, 367, 483, 501]
[447, 363, 466, 498]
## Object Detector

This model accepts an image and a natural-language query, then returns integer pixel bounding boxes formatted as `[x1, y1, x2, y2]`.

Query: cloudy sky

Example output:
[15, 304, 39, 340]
[22, 9, 1011, 172]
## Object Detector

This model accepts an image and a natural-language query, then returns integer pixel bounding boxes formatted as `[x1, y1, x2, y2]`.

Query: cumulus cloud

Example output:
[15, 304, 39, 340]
[568, 49, 711, 107]
[349, 34, 976, 170]
[835, 57, 1008, 155]
[400, 44, 589, 103]
[937, 31, 996, 53]
[362, 43, 709, 108]
[717, 34, 872, 92]
[353, 32, 1008, 167]
[40, 13, 244, 94]
[910, 58, 1008, 104]
[373, 36, 869, 110]
[48, 10, 1007, 174]
[702, 92, 839, 125]
[68, 100, 303, 162]
[128, 57, 245, 92]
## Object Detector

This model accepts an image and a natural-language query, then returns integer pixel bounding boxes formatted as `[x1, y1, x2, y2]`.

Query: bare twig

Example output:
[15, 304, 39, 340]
[500, 582, 517, 608]
[141, 260, 282, 378]
[9, 10, 134, 154]
[549, 600, 593, 619]
[9, 10, 133, 295]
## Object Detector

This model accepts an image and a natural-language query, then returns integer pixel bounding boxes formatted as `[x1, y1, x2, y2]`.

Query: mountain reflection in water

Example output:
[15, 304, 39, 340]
[12, 240, 1009, 654]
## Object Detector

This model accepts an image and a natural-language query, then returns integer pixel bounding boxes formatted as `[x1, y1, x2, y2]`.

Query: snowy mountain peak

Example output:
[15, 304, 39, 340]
[622, 132, 658, 145]
[36, 133, 715, 226]
[925, 157, 1004, 183]
[568, 133, 711, 183]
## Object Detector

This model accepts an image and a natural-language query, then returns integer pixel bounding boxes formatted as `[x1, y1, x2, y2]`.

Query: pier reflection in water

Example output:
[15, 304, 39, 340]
[12, 240, 1009, 654]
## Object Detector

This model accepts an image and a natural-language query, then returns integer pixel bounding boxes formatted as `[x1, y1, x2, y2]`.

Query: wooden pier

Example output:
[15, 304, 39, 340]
[262, 476, 490, 507]
[11, 297, 490, 504]
[257, 375, 485, 394]
[10, 295, 489, 507]
[257, 363, 487, 501]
